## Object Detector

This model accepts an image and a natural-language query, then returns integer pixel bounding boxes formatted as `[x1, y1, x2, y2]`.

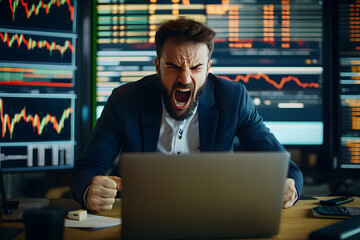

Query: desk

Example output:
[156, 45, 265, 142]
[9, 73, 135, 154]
[3, 197, 360, 240]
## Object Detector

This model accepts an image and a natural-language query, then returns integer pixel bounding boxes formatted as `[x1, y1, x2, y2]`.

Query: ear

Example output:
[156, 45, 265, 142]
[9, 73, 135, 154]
[155, 57, 160, 76]
[207, 59, 212, 75]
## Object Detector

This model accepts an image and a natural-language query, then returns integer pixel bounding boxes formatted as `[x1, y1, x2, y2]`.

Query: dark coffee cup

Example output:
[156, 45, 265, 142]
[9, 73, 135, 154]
[22, 206, 68, 240]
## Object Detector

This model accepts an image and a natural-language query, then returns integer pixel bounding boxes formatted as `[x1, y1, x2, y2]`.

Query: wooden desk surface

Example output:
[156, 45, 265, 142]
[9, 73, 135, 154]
[3, 197, 360, 240]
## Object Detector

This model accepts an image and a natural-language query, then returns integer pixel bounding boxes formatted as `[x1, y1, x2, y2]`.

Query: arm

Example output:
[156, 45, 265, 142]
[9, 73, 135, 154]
[69, 126, 120, 209]
[234, 83, 303, 207]
[70, 90, 124, 209]
[70, 75, 160, 211]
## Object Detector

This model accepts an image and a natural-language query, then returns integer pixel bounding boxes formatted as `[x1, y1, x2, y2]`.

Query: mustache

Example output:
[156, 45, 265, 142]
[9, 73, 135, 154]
[172, 83, 193, 91]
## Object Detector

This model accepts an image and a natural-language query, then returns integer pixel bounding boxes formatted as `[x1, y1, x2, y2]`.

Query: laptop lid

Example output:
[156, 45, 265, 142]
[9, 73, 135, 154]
[0, 171, 50, 221]
[0, 171, 23, 239]
[0, 171, 4, 216]
[0, 171, 10, 213]
[121, 152, 289, 240]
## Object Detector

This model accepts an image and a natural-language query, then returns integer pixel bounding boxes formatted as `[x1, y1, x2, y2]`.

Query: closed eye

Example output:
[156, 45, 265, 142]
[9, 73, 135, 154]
[165, 62, 181, 69]
[191, 64, 203, 70]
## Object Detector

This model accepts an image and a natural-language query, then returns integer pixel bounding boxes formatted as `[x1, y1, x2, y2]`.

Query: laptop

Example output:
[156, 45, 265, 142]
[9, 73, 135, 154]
[121, 152, 290, 240]
[0, 171, 50, 221]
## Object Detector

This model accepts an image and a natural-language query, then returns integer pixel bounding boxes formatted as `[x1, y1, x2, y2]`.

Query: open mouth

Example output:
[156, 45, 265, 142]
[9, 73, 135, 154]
[173, 88, 191, 109]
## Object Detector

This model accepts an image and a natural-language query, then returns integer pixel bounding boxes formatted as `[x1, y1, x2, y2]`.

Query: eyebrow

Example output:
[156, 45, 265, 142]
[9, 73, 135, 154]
[165, 62, 180, 68]
[165, 62, 204, 68]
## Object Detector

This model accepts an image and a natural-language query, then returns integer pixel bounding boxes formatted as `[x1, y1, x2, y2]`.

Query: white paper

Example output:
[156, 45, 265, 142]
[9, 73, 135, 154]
[64, 214, 121, 230]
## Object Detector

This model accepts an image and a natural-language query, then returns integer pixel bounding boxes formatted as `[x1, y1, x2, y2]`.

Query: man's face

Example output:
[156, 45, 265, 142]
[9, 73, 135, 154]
[155, 39, 212, 120]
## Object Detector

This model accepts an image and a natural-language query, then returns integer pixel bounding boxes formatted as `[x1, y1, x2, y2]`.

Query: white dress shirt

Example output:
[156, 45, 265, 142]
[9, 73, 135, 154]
[157, 105, 200, 154]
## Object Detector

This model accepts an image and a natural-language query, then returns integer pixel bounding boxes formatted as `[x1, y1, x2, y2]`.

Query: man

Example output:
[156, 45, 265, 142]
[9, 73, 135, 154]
[70, 17, 303, 213]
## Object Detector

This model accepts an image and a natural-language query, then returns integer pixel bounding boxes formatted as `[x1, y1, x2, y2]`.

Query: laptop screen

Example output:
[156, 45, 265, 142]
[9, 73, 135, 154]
[0, 171, 23, 239]
[0, 171, 5, 214]
[0, 172, 19, 215]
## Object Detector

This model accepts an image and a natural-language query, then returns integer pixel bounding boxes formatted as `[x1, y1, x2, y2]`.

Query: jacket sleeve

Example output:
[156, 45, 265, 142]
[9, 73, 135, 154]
[70, 91, 123, 208]
[235, 83, 303, 200]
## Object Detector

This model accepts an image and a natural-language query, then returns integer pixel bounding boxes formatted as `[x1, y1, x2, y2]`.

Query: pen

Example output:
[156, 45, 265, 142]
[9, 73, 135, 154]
[105, 152, 121, 176]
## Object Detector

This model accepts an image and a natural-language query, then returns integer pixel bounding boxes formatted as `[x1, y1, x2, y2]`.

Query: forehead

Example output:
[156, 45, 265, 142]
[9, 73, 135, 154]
[161, 39, 209, 64]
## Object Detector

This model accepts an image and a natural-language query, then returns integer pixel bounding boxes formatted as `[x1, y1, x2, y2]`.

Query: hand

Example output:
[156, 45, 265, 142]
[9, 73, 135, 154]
[86, 176, 122, 212]
[283, 178, 297, 209]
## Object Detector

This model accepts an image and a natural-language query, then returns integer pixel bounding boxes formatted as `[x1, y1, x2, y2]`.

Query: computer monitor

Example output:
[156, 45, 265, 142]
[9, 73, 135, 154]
[335, 0, 360, 169]
[92, 0, 325, 146]
[0, 0, 78, 171]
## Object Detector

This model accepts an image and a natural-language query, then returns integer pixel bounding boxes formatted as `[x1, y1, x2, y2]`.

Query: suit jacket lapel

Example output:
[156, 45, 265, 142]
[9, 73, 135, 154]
[140, 76, 162, 152]
[199, 75, 219, 151]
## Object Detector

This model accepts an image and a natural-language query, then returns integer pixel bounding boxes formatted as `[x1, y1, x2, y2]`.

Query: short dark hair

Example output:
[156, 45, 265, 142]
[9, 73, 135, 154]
[155, 17, 216, 60]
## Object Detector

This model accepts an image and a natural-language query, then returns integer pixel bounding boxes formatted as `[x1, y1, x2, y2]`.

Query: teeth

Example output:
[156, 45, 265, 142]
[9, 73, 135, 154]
[178, 88, 190, 92]
[175, 100, 186, 107]
[174, 88, 191, 109]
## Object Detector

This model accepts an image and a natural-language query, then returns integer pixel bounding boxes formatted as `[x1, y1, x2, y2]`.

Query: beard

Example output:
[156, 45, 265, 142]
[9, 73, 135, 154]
[160, 74, 207, 121]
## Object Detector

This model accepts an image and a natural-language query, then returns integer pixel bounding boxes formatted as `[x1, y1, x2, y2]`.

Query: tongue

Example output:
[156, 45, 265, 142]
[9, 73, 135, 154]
[175, 90, 190, 103]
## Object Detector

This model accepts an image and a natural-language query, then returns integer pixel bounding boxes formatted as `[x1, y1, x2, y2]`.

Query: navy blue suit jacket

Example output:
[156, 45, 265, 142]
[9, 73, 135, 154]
[70, 73, 303, 207]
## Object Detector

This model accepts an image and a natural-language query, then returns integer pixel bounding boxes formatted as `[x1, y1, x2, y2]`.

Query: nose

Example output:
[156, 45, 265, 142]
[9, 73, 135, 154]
[177, 68, 192, 85]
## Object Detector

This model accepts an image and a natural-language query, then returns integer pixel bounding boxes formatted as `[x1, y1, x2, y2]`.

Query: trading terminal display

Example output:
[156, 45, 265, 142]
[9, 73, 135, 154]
[93, 0, 324, 145]
[0, 0, 77, 171]
[338, 0, 360, 168]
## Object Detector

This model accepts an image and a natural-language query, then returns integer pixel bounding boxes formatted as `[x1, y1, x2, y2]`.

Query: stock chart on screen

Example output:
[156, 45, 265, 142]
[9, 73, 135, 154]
[93, 0, 324, 145]
[0, 0, 77, 171]
[337, 0, 360, 169]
